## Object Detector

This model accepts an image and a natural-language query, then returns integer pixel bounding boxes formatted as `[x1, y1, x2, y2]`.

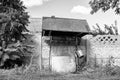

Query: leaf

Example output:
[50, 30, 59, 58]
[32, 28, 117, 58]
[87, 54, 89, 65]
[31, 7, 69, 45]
[89, 0, 120, 14]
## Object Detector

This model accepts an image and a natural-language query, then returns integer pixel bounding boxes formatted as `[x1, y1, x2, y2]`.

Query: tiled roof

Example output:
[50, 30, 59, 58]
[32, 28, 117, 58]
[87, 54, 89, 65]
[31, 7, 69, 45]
[42, 17, 90, 33]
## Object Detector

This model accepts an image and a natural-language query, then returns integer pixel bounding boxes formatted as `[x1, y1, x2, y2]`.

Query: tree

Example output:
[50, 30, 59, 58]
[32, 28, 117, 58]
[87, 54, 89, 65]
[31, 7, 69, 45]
[0, 0, 29, 47]
[0, 0, 30, 69]
[89, 0, 120, 14]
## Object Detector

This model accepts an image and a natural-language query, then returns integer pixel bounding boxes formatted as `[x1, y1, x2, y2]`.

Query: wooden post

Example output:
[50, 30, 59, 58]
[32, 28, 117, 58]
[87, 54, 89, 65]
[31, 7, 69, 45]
[41, 31, 45, 70]
[86, 39, 88, 66]
[75, 36, 78, 72]
[86, 34, 91, 67]
[49, 31, 52, 71]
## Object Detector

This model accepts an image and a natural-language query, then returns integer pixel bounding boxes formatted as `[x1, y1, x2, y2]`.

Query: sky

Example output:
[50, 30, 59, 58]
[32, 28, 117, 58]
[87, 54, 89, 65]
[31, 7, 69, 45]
[22, 0, 120, 33]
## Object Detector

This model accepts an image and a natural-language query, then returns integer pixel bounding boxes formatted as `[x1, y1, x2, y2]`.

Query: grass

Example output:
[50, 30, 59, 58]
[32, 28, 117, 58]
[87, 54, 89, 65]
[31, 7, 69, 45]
[1, 67, 120, 80]
[1, 60, 120, 80]
[1, 55, 120, 80]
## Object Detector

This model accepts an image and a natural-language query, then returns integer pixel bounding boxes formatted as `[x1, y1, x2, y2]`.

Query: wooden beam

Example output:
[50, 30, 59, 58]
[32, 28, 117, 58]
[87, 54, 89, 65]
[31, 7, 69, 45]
[49, 31, 52, 71]
[41, 31, 45, 69]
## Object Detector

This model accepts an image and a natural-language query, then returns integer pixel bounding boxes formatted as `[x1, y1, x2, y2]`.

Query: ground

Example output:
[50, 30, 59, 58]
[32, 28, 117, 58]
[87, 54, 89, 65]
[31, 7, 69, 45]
[0, 69, 120, 80]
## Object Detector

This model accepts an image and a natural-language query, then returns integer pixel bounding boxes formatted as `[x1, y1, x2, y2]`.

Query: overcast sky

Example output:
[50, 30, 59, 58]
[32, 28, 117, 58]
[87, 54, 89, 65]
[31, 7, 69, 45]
[22, 0, 120, 33]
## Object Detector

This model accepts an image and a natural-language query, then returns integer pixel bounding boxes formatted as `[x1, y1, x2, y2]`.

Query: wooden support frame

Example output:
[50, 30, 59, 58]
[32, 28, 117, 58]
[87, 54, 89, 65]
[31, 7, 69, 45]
[85, 39, 88, 66]
[75, 36, 77, 71]
[41, 30, 45, 69]
[49, 31, 52, 71]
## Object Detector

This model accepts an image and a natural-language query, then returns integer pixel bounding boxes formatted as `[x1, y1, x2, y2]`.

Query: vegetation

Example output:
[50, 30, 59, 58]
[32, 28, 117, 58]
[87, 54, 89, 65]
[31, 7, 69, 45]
[89, 0, 119, 35]
[89, 0, 120, 14]
[0, 0, 31, 70]
[92, 21, 118, 35]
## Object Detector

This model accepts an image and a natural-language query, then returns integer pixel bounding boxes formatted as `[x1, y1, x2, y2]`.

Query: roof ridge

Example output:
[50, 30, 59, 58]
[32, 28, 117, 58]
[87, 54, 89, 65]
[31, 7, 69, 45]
[42, 16, 86, 21]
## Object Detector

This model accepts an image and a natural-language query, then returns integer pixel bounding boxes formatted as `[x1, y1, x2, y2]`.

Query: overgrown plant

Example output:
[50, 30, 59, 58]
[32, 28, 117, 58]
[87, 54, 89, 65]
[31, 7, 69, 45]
[92, 21, 118, 35]
[104, 56, 116, 76]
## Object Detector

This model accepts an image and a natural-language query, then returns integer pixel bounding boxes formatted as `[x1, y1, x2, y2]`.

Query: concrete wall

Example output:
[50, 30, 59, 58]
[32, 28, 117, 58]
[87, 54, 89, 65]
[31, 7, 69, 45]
[42, 36, 76, 73]
[51, 56, 76, 73]
[89, 35, 120, 66]
[27, 18, 42, 33]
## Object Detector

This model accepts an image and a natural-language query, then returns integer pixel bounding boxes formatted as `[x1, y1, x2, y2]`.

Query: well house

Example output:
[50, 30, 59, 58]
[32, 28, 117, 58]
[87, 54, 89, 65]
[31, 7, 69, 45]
[27, 16, 90, 73]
